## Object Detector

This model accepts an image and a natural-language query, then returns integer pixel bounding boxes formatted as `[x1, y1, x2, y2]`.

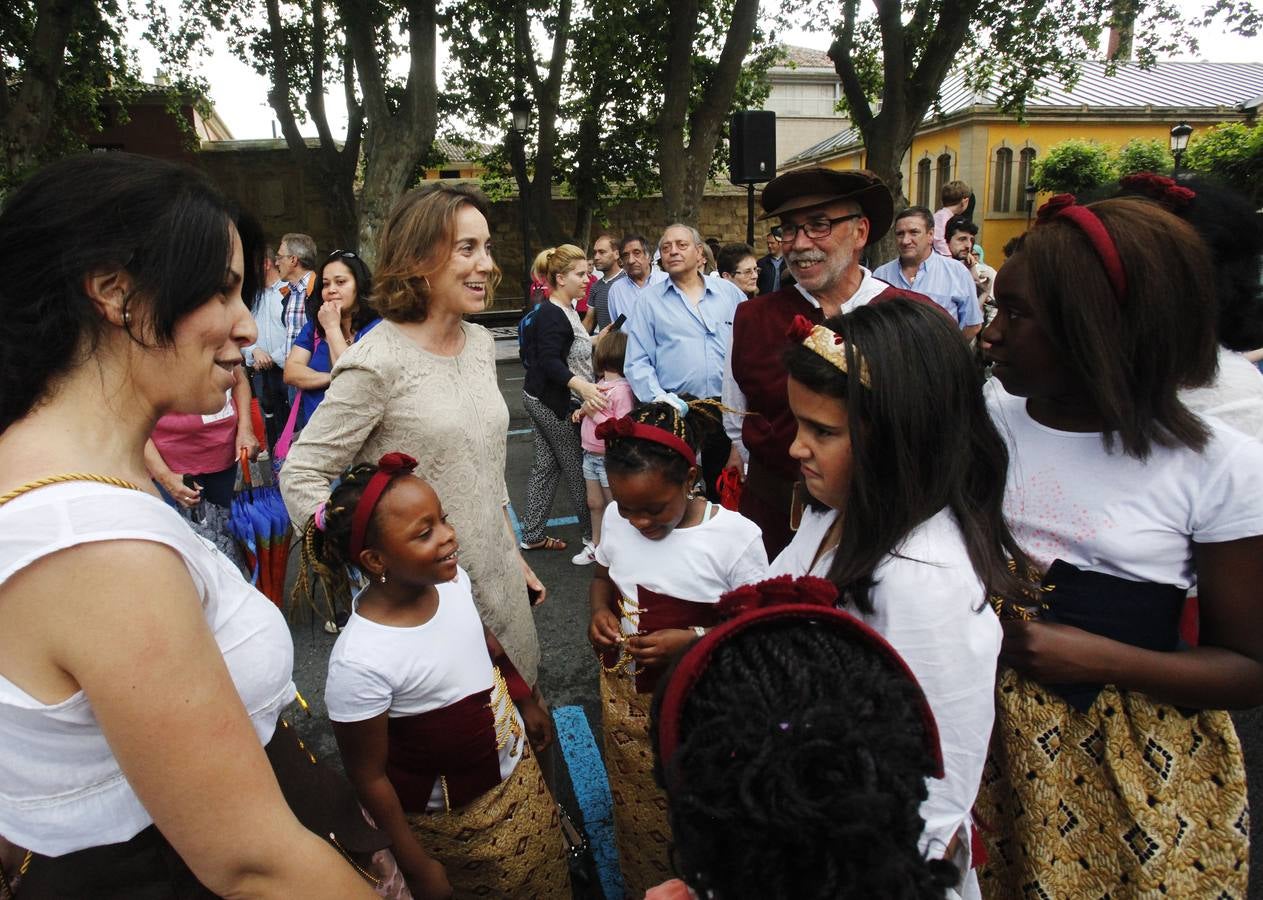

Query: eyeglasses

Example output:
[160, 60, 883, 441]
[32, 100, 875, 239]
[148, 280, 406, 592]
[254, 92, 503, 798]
[328, 249, 359, 260]
[771, 214, 862, 243]
[733, 266, 758, 277]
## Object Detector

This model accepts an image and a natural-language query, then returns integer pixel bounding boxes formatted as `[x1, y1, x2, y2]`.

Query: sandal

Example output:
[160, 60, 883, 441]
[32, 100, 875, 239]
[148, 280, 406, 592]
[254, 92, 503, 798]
[520, 536, 568, 551]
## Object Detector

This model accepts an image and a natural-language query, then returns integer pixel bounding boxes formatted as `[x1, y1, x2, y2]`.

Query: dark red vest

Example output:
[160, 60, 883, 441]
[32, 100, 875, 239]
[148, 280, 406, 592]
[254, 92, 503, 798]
[730, 284, 921, 479]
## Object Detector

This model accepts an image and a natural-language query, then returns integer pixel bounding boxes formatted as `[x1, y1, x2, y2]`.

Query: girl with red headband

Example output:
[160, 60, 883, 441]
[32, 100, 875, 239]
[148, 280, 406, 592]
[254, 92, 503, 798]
[295, 454, 569, 898]
[977, 196, 1263, 897]
[587, 399, 769, 895]
[773, 298, 1035, 899]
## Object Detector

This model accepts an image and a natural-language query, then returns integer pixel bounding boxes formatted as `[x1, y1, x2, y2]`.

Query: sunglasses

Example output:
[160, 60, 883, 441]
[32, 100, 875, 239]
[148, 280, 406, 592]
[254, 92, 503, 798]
[327, 249, 360, 260]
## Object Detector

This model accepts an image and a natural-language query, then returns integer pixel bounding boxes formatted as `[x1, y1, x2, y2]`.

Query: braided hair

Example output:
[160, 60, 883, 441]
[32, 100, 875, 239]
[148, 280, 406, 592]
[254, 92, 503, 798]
[650, 619, 959, 899]
[603, 397, 726, 486]
[292, 462, 403, 622]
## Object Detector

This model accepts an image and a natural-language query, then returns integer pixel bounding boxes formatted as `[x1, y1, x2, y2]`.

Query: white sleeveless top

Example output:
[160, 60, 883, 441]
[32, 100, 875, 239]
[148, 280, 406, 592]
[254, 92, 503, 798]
[0, 483, 296, 855]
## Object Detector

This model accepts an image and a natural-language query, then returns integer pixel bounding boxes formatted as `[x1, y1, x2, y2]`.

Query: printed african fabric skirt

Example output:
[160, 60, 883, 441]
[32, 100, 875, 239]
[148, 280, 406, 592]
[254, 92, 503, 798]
[977, 667, 1249, 898]
[601, 666, 674, 897]
[405, 746, 568, 899]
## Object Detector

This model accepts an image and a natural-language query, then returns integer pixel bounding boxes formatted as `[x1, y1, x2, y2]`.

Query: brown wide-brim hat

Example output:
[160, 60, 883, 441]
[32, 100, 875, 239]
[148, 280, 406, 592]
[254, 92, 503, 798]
[759, 167, 894, 245]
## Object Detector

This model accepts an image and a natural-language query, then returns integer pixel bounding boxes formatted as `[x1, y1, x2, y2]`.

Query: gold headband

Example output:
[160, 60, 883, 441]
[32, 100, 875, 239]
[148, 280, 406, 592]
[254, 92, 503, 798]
[789, 314, 871, 387]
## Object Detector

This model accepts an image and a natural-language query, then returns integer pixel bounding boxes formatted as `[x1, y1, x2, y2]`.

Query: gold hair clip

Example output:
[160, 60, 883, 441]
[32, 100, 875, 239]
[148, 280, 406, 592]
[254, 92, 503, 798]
[789, 315, 871, 387]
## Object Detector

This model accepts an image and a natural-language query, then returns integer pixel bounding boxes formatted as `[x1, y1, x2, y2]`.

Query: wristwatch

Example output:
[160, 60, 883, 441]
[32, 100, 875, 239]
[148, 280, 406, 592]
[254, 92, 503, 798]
[692, 626, 707, 639]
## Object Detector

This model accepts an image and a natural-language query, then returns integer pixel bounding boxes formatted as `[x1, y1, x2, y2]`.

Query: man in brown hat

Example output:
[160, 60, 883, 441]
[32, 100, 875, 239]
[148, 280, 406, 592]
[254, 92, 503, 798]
[721, 167, 926, 557]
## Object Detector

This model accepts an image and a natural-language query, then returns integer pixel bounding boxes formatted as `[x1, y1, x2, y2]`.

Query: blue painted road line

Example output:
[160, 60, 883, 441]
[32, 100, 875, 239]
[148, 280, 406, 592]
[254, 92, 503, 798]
[508, 427, 533, 436]
[506, 502, 579, 543]
[554, 705, 624, 900]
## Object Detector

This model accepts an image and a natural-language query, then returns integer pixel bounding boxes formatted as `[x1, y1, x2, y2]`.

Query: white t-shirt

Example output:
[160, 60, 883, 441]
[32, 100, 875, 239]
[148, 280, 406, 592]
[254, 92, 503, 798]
[595, 502, 768, 663]
[0, 484, 296, 855]
[770, 504, 1000, 893]
[985, 379, 1263, 586]
[324, 567, 522, 811]
[1180, 346, 1263, 442]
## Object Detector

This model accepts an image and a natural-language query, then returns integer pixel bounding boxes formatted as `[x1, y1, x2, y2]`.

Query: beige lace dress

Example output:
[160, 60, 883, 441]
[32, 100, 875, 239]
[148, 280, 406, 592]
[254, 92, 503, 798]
[281, 320, 541, 685]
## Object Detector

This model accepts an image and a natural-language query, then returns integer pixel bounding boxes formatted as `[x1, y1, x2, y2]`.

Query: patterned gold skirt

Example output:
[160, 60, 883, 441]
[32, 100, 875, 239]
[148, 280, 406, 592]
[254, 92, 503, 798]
[601, 667, 674, 897]
[405, 747, 569, 899]
[977, 667, 1250, 898]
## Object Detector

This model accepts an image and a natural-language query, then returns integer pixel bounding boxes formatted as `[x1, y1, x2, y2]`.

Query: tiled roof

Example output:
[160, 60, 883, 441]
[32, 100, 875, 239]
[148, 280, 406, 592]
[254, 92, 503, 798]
[786, 60, 1263, 165]
[434, 136, 492, 162]
[775, 45, 835, 70]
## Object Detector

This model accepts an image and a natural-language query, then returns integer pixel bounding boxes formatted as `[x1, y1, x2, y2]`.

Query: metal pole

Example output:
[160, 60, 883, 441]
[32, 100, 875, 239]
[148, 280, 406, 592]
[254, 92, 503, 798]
[517, 132, 532, 300]
[746, 183, 755, 247]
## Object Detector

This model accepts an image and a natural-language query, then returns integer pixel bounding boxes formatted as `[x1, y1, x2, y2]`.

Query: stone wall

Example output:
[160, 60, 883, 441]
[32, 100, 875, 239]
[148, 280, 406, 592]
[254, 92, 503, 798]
[195, 144, 768, 305]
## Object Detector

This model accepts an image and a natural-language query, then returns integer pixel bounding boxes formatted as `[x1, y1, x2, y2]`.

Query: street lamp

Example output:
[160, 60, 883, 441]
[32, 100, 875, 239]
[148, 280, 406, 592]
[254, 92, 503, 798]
[1169, 121, 1193, 174]
[508, 98, 534, 299]
[1024, 182, 1037, 225]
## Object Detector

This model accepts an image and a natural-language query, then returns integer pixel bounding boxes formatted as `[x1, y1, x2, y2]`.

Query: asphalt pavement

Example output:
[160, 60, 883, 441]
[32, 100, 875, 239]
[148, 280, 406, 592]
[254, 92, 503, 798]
[285, 335, 1263, 900]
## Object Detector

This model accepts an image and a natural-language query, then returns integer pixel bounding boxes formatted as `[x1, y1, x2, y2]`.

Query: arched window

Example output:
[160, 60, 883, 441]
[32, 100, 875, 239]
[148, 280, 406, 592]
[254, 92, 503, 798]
[1016, 147, 1037, 210]
[935, 153, 952, 204]
[916, 157, 931, 207]
[993, 147, 1013, 213]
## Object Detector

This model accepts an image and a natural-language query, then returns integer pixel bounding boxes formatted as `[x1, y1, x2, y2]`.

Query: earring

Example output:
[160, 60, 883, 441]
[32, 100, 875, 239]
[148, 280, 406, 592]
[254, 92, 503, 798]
[122, 309, 131, 326]
[686, 483, 701, 500]
[379, 572, 387, 584]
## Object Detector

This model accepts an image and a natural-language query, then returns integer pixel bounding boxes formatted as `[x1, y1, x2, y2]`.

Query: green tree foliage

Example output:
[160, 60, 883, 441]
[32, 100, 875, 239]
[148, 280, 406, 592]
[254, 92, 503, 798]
[1114, 137, 1171, 177]
[2, 1, 143, 192]
[1184, 122, 1263, 203]
[814, 0, 1216, 263]
[1033, 139, 1116, 194]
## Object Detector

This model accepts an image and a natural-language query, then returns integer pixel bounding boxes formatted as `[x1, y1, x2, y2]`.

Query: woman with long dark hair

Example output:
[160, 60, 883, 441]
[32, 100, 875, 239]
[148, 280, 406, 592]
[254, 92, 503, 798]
[0, 153, 376, 897]
[283, 249, 381, 430]
[771, 297, 1035, 899]
[977, 195, 1263, 897]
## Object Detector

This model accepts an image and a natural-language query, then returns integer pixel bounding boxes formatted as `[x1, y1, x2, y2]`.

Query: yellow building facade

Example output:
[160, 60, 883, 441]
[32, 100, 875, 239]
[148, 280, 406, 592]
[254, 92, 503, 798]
[784, 62, 1263, 265]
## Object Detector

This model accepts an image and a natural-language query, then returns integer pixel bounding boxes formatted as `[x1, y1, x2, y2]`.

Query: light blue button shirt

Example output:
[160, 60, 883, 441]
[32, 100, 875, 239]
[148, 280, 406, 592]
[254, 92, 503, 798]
[607, 269, 668, 325]
[245, 279, 288, 365]
[625, 273, 744, 402]
[872, 252, 982, 328]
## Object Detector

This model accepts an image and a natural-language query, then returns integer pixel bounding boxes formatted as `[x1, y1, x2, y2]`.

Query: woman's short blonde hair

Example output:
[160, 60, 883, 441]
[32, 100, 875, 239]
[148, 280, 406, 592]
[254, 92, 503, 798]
[544, 244, 587, 289]
[371, 183, 501, 322]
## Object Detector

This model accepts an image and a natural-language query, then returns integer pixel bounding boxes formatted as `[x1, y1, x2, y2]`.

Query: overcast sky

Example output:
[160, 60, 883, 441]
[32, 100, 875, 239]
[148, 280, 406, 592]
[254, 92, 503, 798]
[134, 2, 1259, 142]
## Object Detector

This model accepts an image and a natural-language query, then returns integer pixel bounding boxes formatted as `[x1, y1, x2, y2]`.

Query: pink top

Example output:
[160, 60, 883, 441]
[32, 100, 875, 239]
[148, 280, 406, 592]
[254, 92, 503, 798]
[932, 206, 955, 256]
[151, 391, 239, 475]
[580, 376, 635, 454]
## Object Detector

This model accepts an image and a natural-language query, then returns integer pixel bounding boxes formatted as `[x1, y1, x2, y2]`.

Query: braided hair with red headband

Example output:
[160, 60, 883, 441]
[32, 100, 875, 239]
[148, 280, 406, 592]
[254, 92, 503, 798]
[293, 452, 419, 624]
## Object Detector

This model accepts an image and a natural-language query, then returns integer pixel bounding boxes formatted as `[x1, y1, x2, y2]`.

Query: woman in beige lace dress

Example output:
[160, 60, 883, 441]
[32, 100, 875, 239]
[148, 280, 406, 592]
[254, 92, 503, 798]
[281, 183, 545, 686]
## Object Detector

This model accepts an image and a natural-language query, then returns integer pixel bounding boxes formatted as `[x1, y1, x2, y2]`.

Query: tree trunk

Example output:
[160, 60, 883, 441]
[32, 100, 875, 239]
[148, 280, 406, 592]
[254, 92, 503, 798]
[856, 120, 915, 269]
[3, 0, 76, 179]
[657, 0, 759, 227]
[345, 0, 439, 264]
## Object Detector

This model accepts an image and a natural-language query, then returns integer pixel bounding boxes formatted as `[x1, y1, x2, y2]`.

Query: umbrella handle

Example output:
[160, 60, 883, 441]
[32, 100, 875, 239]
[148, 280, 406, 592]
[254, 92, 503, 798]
[239, 448, 252, 487]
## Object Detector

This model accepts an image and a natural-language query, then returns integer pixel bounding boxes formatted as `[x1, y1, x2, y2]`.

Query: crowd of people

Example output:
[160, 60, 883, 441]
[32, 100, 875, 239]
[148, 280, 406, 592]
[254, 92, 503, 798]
[0, 147, 1262, 900]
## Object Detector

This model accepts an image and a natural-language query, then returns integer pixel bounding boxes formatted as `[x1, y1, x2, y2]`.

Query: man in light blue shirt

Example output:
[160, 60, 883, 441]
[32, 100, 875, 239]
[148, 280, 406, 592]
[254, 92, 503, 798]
[624, 224, 745, 498]
[873, 206, 983, 341]
[244, 252, 291, 450]
[606, 233, 668, 324]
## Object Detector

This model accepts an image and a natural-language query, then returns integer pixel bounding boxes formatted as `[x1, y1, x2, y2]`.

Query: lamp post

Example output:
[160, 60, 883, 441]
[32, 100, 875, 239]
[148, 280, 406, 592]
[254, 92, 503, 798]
[1169, 122, 1193, 174]
[1024, 182, 1037, 225]
[509, 98, 533, 300]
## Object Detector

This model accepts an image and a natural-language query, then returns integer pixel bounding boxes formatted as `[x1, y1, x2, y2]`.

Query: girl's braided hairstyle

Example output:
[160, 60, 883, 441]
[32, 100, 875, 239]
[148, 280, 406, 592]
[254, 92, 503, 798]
[650, 619, 959, 899]
[292, 462, 404, 622]
[602, 397, 725, 486]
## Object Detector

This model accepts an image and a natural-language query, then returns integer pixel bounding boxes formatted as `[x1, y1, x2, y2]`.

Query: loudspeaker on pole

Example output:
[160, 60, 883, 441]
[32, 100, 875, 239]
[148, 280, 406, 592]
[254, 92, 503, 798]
[729, 111, 776, 185]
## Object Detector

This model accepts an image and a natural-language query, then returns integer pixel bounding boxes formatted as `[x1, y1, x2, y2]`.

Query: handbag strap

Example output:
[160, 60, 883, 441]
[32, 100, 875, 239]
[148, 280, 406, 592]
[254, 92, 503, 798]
[0, 473, 140, 508]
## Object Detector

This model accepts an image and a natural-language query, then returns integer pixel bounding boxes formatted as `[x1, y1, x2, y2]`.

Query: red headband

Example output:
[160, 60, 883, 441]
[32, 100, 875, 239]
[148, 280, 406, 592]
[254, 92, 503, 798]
[594, 417, 696, 466]
[1036, 194, 1128, 303]
[656, 575, 943, 779]
[348, 452, 419, 561]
